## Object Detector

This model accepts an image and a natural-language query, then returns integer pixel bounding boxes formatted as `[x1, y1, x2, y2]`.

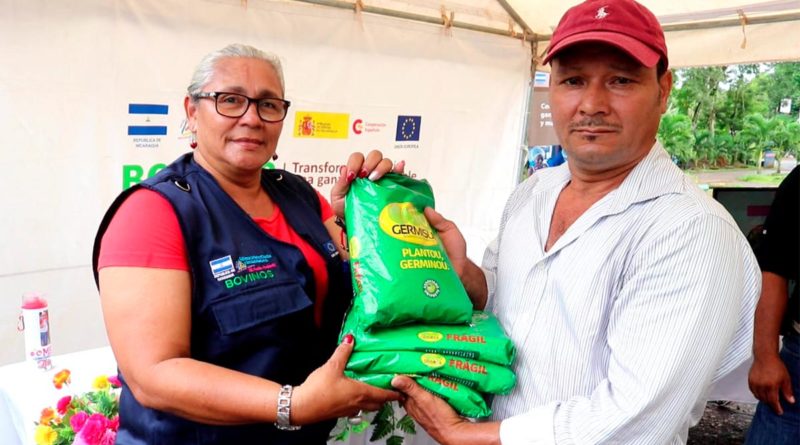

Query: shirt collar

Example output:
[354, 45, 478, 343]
[606, 141, 685, 213]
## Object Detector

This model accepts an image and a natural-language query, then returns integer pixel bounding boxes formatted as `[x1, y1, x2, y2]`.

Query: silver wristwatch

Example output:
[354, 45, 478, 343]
[275, 385, 301, 431]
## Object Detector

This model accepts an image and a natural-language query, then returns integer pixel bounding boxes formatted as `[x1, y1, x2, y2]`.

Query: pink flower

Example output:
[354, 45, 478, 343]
[70, 411, 89, 432]
[56, 396, 72, 415]
[99, 429, 116, 445]
[108, 415, 119, 432]
[107, 375, 121, 388]
[74, 414, 107, 445]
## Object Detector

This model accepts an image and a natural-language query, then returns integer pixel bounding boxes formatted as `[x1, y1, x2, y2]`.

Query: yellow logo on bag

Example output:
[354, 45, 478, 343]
[418, 331, 443, 342]
[348, 235, 361, 259]
[379, 203, 436, 246]
[420, 353, 446, 368]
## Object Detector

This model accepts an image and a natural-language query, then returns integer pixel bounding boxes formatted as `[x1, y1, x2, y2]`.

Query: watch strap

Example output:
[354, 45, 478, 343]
[275, 385, 301, 431]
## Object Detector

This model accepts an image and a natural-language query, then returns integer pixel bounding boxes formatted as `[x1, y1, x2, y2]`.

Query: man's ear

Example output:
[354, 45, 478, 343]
[658, 70, 673, 114]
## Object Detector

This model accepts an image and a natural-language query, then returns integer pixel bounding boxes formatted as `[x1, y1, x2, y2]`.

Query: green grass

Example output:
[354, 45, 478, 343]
[739, 173, 788, 185]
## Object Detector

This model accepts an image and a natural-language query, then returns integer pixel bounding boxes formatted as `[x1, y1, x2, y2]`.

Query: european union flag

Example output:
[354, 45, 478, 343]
[395, 115, 421, 141]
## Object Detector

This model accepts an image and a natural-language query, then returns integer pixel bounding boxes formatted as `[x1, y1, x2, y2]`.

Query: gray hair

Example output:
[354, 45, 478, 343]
[187, 43, 285, 99]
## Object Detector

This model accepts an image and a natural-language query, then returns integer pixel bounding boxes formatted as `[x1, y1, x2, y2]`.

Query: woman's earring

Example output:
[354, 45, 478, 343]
[190, 136, 198, 149]
[272, 153, 278, 160]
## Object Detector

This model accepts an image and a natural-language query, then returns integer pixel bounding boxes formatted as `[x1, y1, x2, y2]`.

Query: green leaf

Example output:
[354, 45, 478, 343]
[331, 428, 350, 442]
[328, 418, 351, 442]
[55, 427, 75, 445]
[369, 415, 393, 441]
[352, 420, 370, 434]
[386, 434, 405, 445]
[373, 402, 394, 424]
[397, 415, 416, 435]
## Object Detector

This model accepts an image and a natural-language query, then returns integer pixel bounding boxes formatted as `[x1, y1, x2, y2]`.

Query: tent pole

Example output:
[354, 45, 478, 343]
[494, 0, 537, 40]
[291, 0, 534, 42]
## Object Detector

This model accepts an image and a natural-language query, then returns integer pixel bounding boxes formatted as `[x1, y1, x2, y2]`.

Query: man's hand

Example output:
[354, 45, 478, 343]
[391, 376, 500, 445]
[330, 151, 405, 218]
[424, 207, 468, 277]
[424, 207, 488, 308]
[749, 353, 796, 415]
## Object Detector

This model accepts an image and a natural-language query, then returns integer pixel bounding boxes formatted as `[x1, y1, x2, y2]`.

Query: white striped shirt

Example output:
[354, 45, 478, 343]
[484, 143, 760, 445]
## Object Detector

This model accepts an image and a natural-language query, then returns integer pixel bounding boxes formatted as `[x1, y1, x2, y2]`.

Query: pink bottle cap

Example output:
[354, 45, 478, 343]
[21, 292, 48, 309]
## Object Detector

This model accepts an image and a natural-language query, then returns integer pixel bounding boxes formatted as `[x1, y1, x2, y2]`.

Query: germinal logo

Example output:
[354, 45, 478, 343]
[129, 103, 168, 149]
[423, 279, 441, 298]
[378, 202, 437, 246]
[209, 255, 235, 280]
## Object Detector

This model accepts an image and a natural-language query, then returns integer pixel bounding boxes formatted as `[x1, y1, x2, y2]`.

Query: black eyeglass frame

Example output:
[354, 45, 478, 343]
[193, 91, 291, 123]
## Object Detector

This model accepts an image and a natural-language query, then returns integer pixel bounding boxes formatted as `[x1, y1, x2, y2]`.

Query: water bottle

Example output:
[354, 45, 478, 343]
[18, 292, 53, 370]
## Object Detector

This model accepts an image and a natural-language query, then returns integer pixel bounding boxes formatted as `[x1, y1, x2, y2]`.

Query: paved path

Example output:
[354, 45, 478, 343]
[689, 163, 796, 189]
[689, 168, 774, 188]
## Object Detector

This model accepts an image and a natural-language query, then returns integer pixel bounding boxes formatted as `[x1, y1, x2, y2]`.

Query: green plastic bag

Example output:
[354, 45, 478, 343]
[346, 350, 516, 395]
[346, 372, 491, 418]
[344, 173, 473, 329]
[342, 310, 516, 366]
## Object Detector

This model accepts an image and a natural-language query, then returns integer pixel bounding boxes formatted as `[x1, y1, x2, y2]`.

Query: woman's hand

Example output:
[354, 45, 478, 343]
[330, 150, 405, 218]
[291, 335, 402, 424]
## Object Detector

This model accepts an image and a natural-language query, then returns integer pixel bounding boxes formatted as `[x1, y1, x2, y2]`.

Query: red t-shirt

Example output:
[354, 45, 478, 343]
[98, 188, 335, 325]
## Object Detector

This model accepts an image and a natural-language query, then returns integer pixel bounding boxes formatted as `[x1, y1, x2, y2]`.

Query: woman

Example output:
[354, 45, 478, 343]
[93, 44, 401, 444]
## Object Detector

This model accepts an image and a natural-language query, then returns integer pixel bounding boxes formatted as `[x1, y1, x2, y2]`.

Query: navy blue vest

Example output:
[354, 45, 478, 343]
[92, 154, 351, 444]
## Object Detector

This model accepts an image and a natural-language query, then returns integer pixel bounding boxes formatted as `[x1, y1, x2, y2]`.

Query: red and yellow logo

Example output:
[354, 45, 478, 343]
[293, 111, 350, 139]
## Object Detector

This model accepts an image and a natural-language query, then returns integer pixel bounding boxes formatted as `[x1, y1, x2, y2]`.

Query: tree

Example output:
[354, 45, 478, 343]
[737, 114, 776, 174]
[663, 62, 800, 172]
[761, 63, 800, 117]
[770, 117, 800, 173]
[658, 113, 695, 166]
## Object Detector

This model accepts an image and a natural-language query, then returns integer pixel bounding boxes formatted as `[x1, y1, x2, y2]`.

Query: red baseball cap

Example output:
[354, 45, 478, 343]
[543, 0, 668, 69]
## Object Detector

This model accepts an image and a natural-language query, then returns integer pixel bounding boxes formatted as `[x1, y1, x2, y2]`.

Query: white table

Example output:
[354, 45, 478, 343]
[0, 347, 116, 445]
[0, 346, 753, 445]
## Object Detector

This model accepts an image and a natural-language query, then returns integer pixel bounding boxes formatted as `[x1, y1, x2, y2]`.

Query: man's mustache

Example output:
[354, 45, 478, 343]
[568, 118, 622, 130]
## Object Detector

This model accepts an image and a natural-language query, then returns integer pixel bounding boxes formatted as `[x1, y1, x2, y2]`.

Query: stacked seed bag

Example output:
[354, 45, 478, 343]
[339, 174, 516, 418]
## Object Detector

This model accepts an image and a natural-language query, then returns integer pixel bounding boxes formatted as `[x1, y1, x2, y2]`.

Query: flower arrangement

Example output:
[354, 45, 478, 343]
[34, 369, 122, 445]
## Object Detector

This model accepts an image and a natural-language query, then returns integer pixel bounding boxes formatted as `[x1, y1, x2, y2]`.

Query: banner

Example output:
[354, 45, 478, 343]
[0, 0, 529, 369]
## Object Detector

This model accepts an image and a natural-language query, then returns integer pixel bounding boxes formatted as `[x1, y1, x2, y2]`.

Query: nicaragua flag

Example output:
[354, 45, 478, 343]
[533, 71, 549, 87]
[128, 103, 168, 136]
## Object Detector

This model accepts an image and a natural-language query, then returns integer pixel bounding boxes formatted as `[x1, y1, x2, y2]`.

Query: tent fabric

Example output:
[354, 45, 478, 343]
[292, 0, 800, 67]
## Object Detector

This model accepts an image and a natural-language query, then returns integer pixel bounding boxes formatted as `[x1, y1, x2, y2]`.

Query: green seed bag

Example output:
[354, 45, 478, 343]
[344, 173, 473, 329]
[346, 350, 516, 395]
[346, 372, 491, 418]
[342, 310, 516, 366]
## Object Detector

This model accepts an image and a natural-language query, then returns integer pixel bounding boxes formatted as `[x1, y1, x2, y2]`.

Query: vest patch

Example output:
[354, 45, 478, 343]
[211, 253, 278, 284]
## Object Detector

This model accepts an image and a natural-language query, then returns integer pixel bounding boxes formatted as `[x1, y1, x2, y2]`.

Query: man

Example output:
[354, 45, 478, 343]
[746, 166, 798, 445]
[392, 1, 760, 444]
